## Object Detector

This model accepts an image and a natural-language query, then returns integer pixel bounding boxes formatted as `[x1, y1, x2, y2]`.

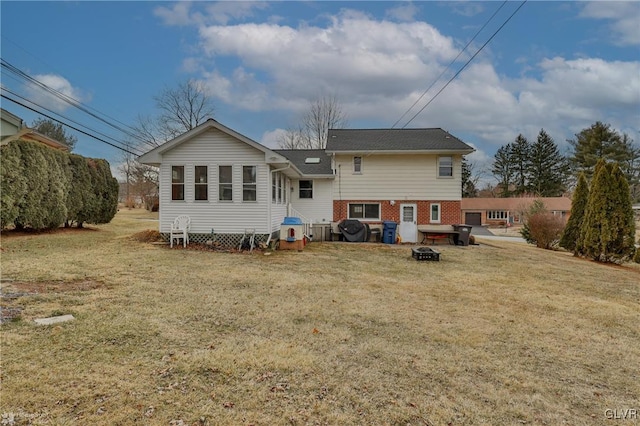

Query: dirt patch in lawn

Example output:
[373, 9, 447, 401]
[130, 229, 164, 243]
[0, 226, 99, 238]
[1, 279, 107, 294]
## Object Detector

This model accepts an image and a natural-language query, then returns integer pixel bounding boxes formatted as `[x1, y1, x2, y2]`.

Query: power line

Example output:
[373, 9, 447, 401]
[1, 86, 144, 156]
[1, 93, 142, 156]
[391, 0, 509, 129]
[0, 59, 157, 149]
[402, 0, 527, 128]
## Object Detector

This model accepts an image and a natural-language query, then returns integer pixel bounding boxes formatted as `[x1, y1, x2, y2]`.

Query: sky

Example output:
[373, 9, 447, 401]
[1, 1, 639, 183]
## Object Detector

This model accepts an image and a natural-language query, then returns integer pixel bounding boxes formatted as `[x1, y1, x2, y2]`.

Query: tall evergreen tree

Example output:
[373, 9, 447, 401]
[560, 172, 589, 254]
[510, 134, 531, 195]
[608, 163, 636, 260]
[580, 160, 636, 263]
[492, 143, 514, 197]
[568, 121, 637, 180]
[528, 129, 570, 196]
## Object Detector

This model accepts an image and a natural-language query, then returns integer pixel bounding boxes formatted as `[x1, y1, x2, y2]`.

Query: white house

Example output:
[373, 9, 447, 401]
[138, 119, 474, 246]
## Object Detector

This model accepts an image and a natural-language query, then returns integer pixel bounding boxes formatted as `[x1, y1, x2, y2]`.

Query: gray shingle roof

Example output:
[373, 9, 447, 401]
[325, 128, 474, 152]
[275, 149, 333, 176]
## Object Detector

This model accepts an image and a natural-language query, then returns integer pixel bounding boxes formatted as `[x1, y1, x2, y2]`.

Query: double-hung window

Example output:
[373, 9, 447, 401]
[438, 156, 453, 177]
[194, 166, 208, 201]
[348, 203, 379, 220]
[299, 180, 313, 199]
[219, 166, 233, 201]
[353, 156, 362, 173]
[171, 166, 184, 201]
[243, 166, 257, 202]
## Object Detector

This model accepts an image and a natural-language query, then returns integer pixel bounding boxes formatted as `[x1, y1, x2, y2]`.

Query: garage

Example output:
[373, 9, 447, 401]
[465, 212, 482, 226]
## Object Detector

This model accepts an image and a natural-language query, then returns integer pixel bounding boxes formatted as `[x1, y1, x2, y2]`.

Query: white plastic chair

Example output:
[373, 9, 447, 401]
[170, 215, 191, 248]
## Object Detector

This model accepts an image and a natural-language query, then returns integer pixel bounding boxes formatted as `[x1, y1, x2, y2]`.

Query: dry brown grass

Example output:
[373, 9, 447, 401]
[1, 208, 639, 425]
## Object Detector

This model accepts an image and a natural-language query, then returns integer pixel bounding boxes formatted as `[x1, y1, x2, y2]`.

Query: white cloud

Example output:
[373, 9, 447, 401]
[260, 128, 287, 149]
[154, 1, 268, 26]
[25, 74, 87, 113]
[385, 2, 419, 22]
[449, 2, 484, 18]
[580, 2, 640, 46]
[166, 5, 639, 159]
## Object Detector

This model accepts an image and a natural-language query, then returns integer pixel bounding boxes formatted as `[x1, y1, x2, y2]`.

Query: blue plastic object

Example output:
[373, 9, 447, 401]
[382, 221, 397, 244]
[282, 217, 303, 225]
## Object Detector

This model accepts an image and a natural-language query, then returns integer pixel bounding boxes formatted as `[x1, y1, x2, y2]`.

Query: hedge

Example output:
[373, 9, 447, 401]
[0, 139, 119, 231]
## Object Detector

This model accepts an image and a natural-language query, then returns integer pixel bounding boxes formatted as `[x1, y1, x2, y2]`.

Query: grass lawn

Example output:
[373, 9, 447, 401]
[1, 208, 639, 425]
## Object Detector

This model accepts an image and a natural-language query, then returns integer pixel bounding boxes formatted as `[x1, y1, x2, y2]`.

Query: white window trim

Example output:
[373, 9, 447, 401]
[430, 203, 441, 223]
[487, 210, 509, 220]
[242, 165, 258, 203]
[353, 156, 363, 174]
[347, 202, 380, 221]
[299, 180, 313, 199]
[218, 165, 233, 202]
[194, 165, 209, 202]
[437, 156, 453, 178]
[171, 165, 185, 202]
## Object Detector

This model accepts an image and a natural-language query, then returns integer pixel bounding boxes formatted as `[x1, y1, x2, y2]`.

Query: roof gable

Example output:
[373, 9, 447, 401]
[325, 128, 474, 153]
[138, 119, 287, 165]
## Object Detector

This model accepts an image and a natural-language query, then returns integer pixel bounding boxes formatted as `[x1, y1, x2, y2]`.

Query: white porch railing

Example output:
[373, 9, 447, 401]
[287, 204, 314, 240]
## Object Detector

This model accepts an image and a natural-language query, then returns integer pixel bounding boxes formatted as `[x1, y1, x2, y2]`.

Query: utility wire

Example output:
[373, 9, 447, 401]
[1, 86, 144, 156]
[1, 93, 142, 156]
[402, 0, 527, 128]
[1, 59, 156, 149]
[391, 0, 509, 129]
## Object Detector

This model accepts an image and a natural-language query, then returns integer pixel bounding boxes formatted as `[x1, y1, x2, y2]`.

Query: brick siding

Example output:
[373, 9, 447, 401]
[333, 200, 461, 225]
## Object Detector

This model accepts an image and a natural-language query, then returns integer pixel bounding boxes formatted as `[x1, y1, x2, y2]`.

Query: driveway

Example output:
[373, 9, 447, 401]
[471, 226, 527, 243]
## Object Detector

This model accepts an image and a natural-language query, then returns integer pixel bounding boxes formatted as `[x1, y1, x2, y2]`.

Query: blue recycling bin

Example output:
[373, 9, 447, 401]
[382, 221, 398, 244]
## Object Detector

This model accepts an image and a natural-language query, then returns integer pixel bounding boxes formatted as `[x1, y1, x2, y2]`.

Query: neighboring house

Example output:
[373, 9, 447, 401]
[1, 128, 70, 151]
[461, 197, 572, 226]
[1, 108, 24, 138]
[138, 119, 474, 245]
[326, 128, 474, 242]
[1, 108, 69, 151]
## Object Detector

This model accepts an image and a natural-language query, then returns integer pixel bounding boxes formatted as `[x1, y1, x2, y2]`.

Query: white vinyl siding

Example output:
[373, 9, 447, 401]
[157, 128, 271, 234]
[290, 179, 334, 224]
[333, 153, 462, 201]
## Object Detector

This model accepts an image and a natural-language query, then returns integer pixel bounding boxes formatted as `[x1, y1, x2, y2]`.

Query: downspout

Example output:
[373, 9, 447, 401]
[266, 163, 291, 245]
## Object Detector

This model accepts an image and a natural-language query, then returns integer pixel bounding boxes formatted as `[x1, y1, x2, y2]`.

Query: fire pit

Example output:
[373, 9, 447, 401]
[411, 247, 440, 261]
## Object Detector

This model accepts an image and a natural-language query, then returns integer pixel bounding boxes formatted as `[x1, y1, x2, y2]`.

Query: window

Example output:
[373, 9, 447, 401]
[353, 156, 362, 173]
[430, 203, 441, 223]
[438, 156, 453, 177]
[194, 166, 208, 201]
[171, 166, 184, 201]
[243, 165, 257, 202]
[272, 172, 277, 203]
[348, 203, 380, 220]
[219, 166, 232, 201]
[278, 173, 283, 203]
[488, 210, 508, 220]
[299, 180, 313, 199]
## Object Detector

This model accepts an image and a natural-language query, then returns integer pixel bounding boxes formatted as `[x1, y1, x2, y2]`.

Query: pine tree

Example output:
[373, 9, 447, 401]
[559, 172, 589, 254]
[607, 163, 636, 261]
[32, 118, 77, 151]
[511, 134, 530, 195]
[528, 129, 569, 196]
[580, 159, 636, 263]
[492, 143, 514, 197]
[568, 121, 637, 180]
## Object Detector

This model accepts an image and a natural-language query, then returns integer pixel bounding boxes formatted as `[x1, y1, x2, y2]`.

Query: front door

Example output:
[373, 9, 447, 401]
[399, 204, 418, 243]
